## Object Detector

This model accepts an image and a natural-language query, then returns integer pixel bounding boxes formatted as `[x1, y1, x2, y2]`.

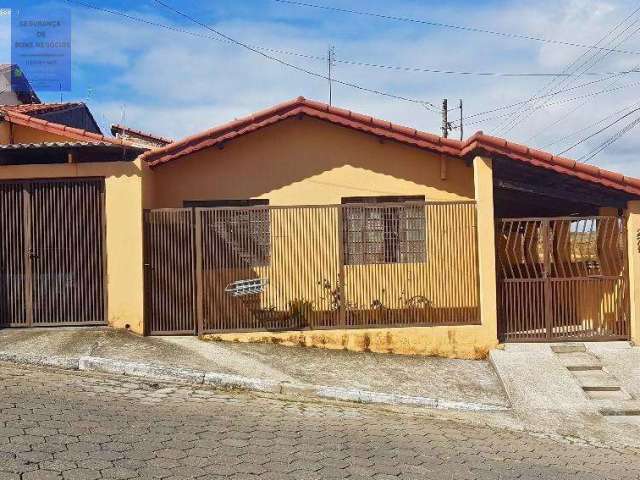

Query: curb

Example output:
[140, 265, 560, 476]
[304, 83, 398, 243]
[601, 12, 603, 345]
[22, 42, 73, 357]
[0, 352, 509, 412]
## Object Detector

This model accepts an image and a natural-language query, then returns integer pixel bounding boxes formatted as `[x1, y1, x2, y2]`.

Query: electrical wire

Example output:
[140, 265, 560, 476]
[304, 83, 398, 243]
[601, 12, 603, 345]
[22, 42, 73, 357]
[491, 6, 640, 135]
[68, 0, 441, 112]
[63, 1, 634, 79]
[578, 112, 640, 162]
[449, 71, 634, 126]
[557, 106, 640, 155]
[454, 79, 640, 128]
[274, 0, 640, 55]
[540, 101, 640, 150]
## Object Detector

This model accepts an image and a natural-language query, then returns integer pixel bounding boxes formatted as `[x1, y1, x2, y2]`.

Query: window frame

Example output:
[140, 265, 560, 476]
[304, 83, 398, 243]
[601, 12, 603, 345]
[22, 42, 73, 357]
[341, 195, 427, 266]
[185, 199, 271, 268]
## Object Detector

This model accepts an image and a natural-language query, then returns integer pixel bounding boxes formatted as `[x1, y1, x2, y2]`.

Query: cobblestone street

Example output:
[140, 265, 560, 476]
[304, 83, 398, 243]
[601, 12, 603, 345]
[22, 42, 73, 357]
[0, 362, 638, 480]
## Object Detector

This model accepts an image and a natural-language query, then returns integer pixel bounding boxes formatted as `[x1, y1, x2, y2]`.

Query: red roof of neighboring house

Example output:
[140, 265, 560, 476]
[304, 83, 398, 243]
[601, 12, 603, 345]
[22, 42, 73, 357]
[1, 103, 84, 115]
[111, 124, 174, 145]
[140, 97, 640, 196]
[0, 107, 133, 147]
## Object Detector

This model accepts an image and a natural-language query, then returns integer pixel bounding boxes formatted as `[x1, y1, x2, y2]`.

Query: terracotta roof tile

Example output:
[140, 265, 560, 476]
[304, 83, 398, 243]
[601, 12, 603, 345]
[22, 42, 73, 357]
[1, 103, 83, 115]
[111, 124, 174, 145]
[0, 107, 134, 147]
[139, 97, 640, 197]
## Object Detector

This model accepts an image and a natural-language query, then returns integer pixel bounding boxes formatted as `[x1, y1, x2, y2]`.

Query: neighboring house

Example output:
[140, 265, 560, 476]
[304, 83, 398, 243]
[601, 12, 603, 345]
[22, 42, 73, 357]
[111, 124, 174, 149]
[1, 94, 640, 358]
[0, 65, 40, 105]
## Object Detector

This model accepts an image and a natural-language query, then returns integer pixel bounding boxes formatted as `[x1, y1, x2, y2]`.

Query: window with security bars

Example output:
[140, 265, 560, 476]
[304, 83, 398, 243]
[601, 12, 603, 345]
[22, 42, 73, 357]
[184, 199, 271, 267]
[342, 196, 426, 265]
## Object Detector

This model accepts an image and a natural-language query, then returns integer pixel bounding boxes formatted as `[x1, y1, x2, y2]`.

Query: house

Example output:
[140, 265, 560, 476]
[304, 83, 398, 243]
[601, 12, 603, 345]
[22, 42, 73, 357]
[0, 64, 40, 105]
[0, 98, 148, 332]
[1, 95, 640, 359]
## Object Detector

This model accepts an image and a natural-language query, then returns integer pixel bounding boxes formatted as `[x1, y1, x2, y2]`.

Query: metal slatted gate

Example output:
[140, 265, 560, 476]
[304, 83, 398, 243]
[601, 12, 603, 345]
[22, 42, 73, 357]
[0, 179, 107, 327]
[144, 203, 481, 335]
[144, 210, 196, 335]
[497, 216, 630, 342]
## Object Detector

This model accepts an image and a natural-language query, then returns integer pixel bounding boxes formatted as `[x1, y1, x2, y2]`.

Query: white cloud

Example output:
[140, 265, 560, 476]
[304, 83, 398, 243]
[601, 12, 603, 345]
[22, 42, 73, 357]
[69, 0, 640, 176]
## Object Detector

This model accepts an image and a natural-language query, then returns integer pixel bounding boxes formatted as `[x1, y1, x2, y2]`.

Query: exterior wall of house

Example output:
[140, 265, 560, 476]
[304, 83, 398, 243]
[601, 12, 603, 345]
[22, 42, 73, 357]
[1, 124, 73, 144]
[150, 117, 475, 207]
[627, 201, 640, 345]
[0, 160, 146, 334]
[149, 118, 498, 358]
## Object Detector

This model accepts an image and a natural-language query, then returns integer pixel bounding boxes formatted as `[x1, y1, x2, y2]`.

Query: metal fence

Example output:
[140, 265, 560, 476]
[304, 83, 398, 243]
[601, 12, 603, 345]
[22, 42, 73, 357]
[0, 178, 107, 327]
[144, 201, 480, 335]
[496, 216, 630, 342]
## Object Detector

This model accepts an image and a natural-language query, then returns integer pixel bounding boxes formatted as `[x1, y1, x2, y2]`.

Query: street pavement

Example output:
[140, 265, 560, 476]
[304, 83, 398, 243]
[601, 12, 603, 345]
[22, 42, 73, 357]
[0, 362, 639, 479]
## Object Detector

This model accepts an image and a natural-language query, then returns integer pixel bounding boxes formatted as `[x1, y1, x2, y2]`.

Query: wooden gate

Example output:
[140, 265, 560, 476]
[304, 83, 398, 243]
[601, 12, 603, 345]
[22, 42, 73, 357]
[497, 216, 630, 342]
[0, 178, 107, 327]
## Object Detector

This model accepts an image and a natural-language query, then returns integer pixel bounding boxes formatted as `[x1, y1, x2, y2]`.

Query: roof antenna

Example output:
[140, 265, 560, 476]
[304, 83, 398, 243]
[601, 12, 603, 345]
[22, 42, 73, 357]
[120, 104, 126, 126]
[459, 99, 463, 141]
[328, 45, 336, 106]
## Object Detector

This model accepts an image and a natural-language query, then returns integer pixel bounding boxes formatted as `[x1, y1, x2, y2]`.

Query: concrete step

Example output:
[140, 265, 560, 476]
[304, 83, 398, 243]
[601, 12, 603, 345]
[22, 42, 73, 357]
[551, 344, 586, 354]
[556, 351, 601, 369]
[599, 401, 640, 424]
[583, 388, 631, 401]
[572, 369, 620, 390]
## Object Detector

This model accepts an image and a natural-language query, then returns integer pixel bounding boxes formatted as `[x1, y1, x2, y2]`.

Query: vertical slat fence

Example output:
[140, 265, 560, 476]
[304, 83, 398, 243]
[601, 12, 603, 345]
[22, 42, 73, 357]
[145, 201, 481, 335]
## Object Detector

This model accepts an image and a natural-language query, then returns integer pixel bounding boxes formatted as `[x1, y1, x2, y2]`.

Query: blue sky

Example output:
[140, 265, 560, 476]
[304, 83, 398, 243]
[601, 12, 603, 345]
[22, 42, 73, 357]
[3, 0, 640, 175]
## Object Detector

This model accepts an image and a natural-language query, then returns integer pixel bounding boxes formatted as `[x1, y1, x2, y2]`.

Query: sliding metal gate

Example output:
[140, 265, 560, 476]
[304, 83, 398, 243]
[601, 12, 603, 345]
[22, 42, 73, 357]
[0, 179, 107, 327]
[497, 216, 630, 342]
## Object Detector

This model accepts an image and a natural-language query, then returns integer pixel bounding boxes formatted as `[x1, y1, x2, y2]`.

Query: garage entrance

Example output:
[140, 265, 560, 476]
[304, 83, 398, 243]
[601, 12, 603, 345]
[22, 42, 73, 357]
[0, 178, 107, 327]
[496, 216, 629, 341]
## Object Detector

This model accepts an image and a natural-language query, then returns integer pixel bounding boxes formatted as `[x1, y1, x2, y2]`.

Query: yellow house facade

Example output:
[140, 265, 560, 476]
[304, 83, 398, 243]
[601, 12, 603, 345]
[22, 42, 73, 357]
[2, 97, 640, 359]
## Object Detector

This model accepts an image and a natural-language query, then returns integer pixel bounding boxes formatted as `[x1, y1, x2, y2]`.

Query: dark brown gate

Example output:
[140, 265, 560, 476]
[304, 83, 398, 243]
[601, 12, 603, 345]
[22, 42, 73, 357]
[144, 203, 481, 335]
[0, 178, 106, 327]
[497, 216, 630, 342]
[144, 209, 196, 335]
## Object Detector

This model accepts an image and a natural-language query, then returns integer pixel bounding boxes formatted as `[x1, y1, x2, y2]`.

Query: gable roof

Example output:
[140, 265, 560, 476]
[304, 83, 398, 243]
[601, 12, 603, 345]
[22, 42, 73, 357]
[0, 106, 133, 147]
[2, 102, 102, 135]
[140, 97, 640, 197]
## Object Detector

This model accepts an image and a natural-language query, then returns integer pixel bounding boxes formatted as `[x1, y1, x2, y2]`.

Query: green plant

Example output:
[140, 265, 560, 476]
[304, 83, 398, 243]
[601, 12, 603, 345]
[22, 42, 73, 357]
[319, 278, 342, 310]
[288, 299, 314, 323]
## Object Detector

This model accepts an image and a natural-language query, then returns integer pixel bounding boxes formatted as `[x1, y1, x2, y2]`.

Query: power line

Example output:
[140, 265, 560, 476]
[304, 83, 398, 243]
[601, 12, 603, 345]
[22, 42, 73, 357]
[453, 79, 640, 129]
[450, 71, 635, 126]
[540, 101, 640, 150]
[557, 106, 640, 155]
[329, 59, 633, 78]
[67, 0, 442, 112]
[274, 0, 640, 55]
[63, 1, 635, 80]
[491, 5, 640, 135]
[578, 112, 640, 163]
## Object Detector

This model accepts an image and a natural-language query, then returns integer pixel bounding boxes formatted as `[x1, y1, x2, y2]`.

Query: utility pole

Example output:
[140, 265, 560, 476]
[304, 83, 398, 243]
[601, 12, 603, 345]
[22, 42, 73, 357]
[328, 45, 336, 106]
[441, 99, 448, 138]
[458, 99, 463, 141]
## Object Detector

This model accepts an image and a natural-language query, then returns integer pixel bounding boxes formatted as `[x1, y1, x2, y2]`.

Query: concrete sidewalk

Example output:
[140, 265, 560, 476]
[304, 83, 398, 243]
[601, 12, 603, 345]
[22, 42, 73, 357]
[0, 327, 508, 411]
[490, 341, 640, 449]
